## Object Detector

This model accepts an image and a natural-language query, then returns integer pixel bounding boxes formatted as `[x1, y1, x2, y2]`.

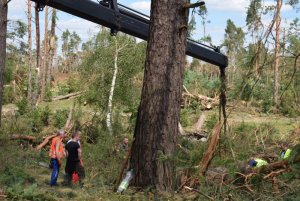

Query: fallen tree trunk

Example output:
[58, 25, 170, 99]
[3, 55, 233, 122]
[36, 134, 56, 150]
[11, 134, 36, 141]
[182, 85, 218, 109]
[257, 160, 290, 174]
[52, 91, 82, 101]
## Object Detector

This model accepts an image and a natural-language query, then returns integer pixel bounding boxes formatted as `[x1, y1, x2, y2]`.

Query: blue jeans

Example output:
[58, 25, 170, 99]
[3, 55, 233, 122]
[50, 158, 60, 186]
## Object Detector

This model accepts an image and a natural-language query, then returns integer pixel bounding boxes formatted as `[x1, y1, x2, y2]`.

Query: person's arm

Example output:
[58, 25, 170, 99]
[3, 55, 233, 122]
[78, 147, 83, 166]
[65, 148, 68, 158]
[56, 140, 62, 164]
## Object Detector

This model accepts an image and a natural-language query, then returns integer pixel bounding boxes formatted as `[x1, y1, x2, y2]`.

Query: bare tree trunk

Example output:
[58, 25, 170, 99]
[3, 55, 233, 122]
[129, 0, 189, 191]
[0, 0, 8, 127]
[41, 6, 48, 101]
[47, 8, 56, 76]
[33, 3, 41, 106]
[106, 39, 127, 135]
[48, 8, 56, 88]
[27, 0, 33, 103]
[274, 0, 282, 106]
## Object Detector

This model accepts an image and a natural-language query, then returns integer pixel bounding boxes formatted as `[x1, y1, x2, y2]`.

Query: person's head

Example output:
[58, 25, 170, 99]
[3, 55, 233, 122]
[248, 159, 257, 167]
[57, 129, 65, 138]
[72, 131, 81, 141]
[280, 142, 288, 150]
[123, 137, 129, 145]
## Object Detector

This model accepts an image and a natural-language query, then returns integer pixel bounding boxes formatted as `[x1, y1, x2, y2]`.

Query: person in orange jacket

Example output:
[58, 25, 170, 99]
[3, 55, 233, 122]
[49, 130, 65, 186]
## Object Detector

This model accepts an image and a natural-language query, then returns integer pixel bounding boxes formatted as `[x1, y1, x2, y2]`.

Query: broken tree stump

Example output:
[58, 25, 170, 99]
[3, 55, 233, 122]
[200, 122, 222, 175]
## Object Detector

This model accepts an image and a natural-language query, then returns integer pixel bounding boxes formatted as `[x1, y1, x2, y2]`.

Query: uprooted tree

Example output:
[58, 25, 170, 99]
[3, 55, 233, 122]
[129, 0, 190, 191]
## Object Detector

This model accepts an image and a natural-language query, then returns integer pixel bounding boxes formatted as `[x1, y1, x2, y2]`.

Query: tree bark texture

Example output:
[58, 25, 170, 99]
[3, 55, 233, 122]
[274, 0, 282, 106]
[106, 39, 127, 135]
[33, 3, 41, 105]
[41, 6, 49, 101]
[49, 8, 56, 78]
[47, 8, 56, 76]
[129, 0, 189, 191]
[27, 0, 33, 103]
[0, 0, 8, 127]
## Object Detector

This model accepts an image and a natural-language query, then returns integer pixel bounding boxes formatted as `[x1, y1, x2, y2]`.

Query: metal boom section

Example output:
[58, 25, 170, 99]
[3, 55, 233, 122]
[32, 0, 228, 67]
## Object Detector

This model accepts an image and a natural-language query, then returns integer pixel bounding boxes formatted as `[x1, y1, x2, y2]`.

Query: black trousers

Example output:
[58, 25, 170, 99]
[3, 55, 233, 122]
[66, 162, 85, 183]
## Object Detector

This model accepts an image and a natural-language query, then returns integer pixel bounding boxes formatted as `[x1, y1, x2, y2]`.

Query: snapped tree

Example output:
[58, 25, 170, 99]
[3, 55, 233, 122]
[129, 0, 190, 191]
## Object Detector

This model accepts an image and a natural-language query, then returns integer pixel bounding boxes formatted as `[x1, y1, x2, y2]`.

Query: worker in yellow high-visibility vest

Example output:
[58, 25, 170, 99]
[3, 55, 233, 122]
[248, 158, 268, 169]
[279, 143, 292, 160]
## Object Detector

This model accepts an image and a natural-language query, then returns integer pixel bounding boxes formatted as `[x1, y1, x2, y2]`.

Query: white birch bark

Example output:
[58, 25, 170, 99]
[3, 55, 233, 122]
[106, 38, 127, 134]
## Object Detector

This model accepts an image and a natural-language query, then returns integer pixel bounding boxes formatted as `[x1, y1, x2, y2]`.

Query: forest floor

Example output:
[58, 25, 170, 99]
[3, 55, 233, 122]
[1, 100, 300, 200]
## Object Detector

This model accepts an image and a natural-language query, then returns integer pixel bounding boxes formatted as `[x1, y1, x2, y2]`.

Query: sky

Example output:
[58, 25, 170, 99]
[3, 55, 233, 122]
[7, 0, 300, 49]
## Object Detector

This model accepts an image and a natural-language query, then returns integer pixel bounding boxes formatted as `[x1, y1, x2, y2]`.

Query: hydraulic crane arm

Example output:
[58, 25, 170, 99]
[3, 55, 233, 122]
[31, 0, 228, 67]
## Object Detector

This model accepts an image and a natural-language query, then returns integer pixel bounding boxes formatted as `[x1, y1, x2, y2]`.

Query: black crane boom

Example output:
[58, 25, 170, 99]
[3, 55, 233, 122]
[32, 0, 228, 67]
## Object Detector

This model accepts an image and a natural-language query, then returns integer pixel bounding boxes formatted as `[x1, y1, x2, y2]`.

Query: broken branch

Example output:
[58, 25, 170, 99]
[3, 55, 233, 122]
[11, 134, 36, 141]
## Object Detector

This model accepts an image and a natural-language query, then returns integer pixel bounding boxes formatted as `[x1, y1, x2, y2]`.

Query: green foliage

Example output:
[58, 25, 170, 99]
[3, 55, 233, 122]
[57, 82, 70, 96]
[280, 100, 297, 117]
[3, 85, 15, 104]
[223, 19, 245, 57]
[180, 108, 192, 127]
[56, 77, 79, 96]
[7, 20, 27, 40]
[0, 166, 51, 201]
[16, 98, 29, 115]
[53, 109, 69, 128]
[44, 87, 53, 102]
[187, 15, 196, 38]
[246, 0, 263, 32]
[40, 106, 51, 126]
[29, 107, 52, 132]
[67, 76, 79, 93]
[0, 166, 35, 186]
[80, 30, 145, 114]
[4, 59, 14, 84]
[205, 113, 218, 130]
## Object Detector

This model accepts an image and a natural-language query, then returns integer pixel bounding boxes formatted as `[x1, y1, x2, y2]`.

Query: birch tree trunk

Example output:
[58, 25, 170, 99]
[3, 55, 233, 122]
[129, 0, 189, 191]
[0, 0, 8, 127]
[106, 38, 127, 135]
[27, 0, 33, 103]
[274, 0, 282, 106]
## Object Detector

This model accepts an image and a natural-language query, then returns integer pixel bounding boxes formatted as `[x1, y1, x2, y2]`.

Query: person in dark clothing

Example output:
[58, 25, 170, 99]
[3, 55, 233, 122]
[65, 131, 85, 186]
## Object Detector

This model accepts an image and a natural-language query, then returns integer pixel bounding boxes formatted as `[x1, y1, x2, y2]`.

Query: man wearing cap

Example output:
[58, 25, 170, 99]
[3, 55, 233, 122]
[49, 130, 65, 186]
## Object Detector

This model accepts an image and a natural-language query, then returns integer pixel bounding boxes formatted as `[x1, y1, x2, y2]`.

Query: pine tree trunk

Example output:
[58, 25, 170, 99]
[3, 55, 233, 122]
[129, 0, 189, 191]
[48, 8, 56, 88]
[274, 0, 282, 106]
[33, 3, 41, 106]
[41, 6, 48, 101]
[0, 0, 8, 127]
[27, 0, 32, 103]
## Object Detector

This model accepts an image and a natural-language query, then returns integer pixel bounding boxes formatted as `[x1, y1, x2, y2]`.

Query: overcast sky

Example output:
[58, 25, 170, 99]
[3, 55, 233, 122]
[7, 0, 299, 48]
